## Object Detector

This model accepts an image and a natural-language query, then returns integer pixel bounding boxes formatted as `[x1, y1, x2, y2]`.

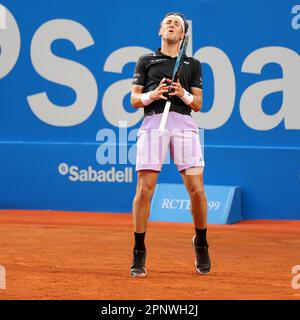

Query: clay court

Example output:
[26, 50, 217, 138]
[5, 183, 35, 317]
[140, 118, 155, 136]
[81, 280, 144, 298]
[0, 210, 299, 300]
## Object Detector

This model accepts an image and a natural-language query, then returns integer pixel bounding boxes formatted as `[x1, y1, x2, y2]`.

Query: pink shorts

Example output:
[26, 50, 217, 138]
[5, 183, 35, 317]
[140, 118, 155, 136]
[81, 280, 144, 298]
[136, 112, 205, 172]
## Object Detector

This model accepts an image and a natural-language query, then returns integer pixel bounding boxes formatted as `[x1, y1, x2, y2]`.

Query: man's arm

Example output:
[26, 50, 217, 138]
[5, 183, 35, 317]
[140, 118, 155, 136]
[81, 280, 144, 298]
[190, 87, 203, 112]
[169, 57, 203, 112]
[188, 58, 203, 112]
[168, 82, 203, 112]
[131, 85, 145, 108]
[131, 79, 169, 108]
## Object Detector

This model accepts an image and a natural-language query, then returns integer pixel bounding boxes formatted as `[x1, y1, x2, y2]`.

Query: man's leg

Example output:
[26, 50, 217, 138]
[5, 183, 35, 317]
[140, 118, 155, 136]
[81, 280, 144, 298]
[131, 170, 159, 277]
[181, 168, 207, 228]
[181, 168, 211, 274]
[133, 170, 159, 232]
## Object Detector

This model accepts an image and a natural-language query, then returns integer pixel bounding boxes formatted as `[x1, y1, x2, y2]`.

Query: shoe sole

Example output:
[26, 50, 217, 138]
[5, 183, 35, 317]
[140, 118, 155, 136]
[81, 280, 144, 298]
[192, 235, 210, 275]
[131, 269, 147, 278]
[194, 260, 210, 274]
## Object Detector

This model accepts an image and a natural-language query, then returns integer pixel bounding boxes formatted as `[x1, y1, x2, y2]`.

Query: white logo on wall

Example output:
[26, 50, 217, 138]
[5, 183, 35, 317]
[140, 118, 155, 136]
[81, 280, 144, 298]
[0, 3, 299, 130]
[0, 265, 6, 290]
[58, 163, 133, 183]
[162, 198, 221, 211]
[291, 265, 300, 290]
[291, 5, 300, 30]
[0, 5, 6, 29]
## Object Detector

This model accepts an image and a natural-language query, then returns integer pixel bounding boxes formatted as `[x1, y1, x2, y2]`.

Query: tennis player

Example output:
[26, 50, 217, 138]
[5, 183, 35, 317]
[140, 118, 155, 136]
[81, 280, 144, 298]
[130, 12, 211, 277]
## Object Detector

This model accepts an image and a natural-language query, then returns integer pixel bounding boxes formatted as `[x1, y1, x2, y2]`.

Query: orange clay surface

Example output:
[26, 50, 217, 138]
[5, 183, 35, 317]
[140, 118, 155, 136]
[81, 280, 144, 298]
[0, 210, 299, 300]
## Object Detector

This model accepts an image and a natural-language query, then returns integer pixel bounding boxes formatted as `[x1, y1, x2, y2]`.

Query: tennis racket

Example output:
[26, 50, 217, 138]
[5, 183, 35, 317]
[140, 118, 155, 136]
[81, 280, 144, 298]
[158, 35, 189, 132]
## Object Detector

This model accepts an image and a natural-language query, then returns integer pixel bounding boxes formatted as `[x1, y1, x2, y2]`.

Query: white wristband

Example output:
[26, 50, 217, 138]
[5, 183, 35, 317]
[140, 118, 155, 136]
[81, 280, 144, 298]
[180, 89, 194, 105]
[141, 92, 154, 106]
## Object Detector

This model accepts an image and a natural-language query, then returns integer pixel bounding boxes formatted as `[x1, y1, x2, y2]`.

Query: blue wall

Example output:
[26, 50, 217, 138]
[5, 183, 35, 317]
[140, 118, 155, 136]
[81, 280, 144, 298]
[0, 0, 299, 219]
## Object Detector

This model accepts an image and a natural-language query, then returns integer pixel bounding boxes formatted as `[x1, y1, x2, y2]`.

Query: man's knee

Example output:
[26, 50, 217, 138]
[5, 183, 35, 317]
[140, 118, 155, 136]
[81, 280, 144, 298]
[136, 185, 154, 201]
[190, 188, 206, 201]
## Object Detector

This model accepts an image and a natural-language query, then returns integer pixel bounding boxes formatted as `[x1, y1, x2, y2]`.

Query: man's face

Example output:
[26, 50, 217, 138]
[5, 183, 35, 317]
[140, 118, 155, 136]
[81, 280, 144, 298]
[160, 16, 185, 44]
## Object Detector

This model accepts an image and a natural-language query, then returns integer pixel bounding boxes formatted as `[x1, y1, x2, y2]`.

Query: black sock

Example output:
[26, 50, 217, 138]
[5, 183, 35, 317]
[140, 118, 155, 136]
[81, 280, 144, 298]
[134, 232, 146, 251]
[195, 227, 208, 247]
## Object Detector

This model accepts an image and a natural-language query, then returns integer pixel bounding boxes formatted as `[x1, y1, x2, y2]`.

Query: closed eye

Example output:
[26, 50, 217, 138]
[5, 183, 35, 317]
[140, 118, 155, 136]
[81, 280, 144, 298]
[165, 19, 180, 27]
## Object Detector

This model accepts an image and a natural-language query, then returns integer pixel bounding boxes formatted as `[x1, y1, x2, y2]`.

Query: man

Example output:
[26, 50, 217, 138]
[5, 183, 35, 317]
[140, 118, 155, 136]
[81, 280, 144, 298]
[130, 12, 210, 277]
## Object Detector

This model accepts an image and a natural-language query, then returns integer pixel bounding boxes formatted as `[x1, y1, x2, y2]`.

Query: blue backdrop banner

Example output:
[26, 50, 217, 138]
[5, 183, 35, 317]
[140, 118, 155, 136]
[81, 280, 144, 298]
[150, 184, 242, 224]
[0, 0, 299, 219]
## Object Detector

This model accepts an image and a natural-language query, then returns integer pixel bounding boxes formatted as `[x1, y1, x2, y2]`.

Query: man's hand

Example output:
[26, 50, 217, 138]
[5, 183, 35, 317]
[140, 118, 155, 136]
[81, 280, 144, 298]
[149, 78, 169, 100]
[168, 79, 185, 98]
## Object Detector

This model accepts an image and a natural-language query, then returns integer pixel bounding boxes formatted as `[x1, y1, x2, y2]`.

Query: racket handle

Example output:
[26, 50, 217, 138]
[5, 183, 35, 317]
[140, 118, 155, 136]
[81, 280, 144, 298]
[158, 100, 171, 132]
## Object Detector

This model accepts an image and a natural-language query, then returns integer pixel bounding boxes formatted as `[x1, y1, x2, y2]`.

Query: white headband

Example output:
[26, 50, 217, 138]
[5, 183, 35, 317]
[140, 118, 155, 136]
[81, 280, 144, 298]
[162, 15, 185, 33]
